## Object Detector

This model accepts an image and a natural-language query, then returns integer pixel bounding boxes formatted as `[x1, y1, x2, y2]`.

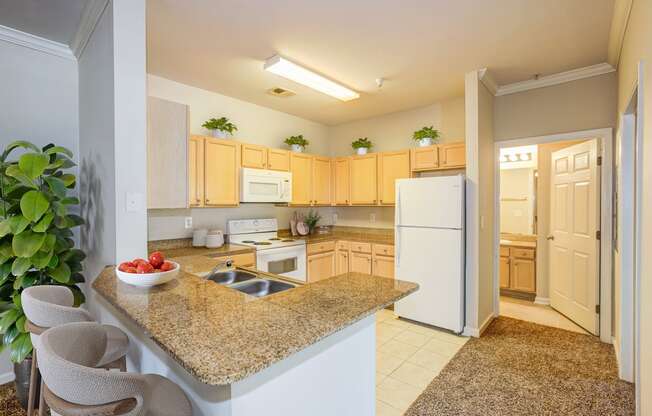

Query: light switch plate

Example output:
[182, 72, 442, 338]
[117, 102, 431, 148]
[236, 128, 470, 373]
[369, 213, 376, 223]
[184, 217, 193, 229]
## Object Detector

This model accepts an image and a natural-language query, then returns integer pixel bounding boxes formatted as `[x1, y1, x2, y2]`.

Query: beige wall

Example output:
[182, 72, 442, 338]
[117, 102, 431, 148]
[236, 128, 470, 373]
[494, 73, 617, 142]
[499, 168, 535, 235]
[615, 0, 652, 409]
[327, 96, 465, 155]
[146, 75, 332, 240]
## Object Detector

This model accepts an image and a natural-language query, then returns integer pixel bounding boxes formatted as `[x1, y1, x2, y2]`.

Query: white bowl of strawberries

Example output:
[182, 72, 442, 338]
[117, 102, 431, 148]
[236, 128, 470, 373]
[116, 251, 179, 287]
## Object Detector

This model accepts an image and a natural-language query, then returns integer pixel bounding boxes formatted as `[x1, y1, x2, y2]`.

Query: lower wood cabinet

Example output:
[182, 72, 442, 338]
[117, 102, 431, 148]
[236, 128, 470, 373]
[500, 245, 536, 295]
[336, 249, 349, 275]
[307, 251, 335, 283]
[350, 252, 372, 274]
[372, 255, 394, 278]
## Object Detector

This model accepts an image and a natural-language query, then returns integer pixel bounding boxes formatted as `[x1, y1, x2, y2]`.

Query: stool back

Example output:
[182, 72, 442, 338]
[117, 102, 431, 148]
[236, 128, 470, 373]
[21, 286, 92, 330]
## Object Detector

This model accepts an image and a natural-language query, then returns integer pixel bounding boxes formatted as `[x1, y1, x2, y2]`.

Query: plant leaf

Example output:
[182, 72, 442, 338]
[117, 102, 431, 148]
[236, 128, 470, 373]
[10, 332, 32, 363]
[8, 216, 30, 234]
[4, 165, 36, 189]
[0, 263, 12, 281]
[3, 324, 19, 345]
[61, 249, 86, 263]
[11, 257, 31, 277]
[1, 141, 40, 162]
[0, 220, 10, 238]
[0, 308, 20, 333]
[12, 230, 45, 258]
[44, 176, 67, 198]
[48, 262, 71, 283]
[32, 212, 54, 233]
[41, 234, 56, 252]
[61, 196, 79, 205]
[59, 174, 76, 187]
[18, 153, 48, 180]
[70, 286, 85, 307]
[20, 191, 49, 222]
[30, 249, 53, 269]
[15, 316, 26, 333]
[43, 146, 73, 158]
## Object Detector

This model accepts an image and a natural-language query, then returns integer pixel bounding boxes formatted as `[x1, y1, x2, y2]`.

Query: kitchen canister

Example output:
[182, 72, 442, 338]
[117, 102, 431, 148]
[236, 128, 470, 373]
[206, 229, 225, 248]
[192, 229, 208, 247]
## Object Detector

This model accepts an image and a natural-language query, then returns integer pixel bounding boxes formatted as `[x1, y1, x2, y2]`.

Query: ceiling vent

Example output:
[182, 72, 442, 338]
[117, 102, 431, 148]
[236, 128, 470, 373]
[267, 87, 295, 98]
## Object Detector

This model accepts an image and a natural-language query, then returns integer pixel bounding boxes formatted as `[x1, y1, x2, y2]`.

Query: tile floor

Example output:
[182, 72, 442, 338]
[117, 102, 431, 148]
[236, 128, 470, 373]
[499, 296, 589, 334]
[375, 309, 469, 415]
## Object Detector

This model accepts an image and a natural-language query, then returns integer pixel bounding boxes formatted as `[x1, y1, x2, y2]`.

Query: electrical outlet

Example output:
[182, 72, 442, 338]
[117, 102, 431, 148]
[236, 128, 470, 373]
[184, 217, 193, 229]
[369, 213, 376, 223]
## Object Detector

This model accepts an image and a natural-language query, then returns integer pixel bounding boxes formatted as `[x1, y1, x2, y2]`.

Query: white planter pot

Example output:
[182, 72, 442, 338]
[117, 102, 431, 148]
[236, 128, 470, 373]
[212, 129, 229, 139]
[291, 144, 304, 153]
[356, 147, 369, 155]
[418, 137, 434, 147]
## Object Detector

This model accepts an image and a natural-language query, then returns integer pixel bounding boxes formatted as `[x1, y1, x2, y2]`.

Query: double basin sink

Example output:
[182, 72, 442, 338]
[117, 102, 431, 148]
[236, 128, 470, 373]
[205, 269, 295, 298]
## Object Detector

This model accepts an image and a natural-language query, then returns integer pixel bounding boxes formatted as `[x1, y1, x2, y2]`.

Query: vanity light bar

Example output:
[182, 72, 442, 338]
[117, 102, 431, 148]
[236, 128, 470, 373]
[264, 55, 360, 102]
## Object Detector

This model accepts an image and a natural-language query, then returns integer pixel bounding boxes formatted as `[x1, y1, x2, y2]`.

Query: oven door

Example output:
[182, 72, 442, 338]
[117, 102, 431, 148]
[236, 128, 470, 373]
[256, 246, 306, 281]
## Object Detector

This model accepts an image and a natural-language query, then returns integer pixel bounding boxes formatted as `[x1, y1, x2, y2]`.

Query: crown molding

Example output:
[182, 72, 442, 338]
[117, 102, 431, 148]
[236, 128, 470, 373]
[495, 63, 616, 96]
[0, 25, 74, 60]
[71, 0, 109, 59]
[478, 68, 498, 95]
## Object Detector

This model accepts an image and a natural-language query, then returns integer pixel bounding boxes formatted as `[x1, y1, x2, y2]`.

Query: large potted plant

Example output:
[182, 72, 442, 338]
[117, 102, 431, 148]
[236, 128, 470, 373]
[412, 126, 440, 147]
[284, 135, 309, 153]
[202, 117, 238, 138]
[0, 141, 86, 408]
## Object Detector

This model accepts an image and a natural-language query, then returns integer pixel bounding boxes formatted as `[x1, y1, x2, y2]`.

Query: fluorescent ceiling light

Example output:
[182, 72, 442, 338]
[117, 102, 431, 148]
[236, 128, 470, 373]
[264, 55, 360, 102]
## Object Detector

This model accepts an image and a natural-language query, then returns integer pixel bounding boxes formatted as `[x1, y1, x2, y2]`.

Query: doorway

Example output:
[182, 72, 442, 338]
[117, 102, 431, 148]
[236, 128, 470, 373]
[493, 128, 614, 344]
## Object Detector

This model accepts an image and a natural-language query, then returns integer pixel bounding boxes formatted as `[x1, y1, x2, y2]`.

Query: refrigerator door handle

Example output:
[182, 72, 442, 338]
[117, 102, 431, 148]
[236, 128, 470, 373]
[396, 185, 401, 267]
[396, 227, 401, 267]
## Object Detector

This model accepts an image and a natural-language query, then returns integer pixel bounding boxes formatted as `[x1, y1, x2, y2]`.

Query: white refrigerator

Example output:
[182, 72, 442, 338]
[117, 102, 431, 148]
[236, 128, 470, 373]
[394, 175, 465, 333]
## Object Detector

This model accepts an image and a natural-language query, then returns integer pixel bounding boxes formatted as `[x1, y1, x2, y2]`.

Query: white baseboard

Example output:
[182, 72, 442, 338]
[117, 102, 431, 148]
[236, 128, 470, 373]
[463, 314, 496, 338]
[0, 371, 15, 385]
[534, 296, 550, 305]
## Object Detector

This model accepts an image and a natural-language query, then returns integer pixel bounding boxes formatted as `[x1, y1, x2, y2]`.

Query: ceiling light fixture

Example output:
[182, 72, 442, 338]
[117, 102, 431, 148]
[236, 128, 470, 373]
[264, 55, 360, 102]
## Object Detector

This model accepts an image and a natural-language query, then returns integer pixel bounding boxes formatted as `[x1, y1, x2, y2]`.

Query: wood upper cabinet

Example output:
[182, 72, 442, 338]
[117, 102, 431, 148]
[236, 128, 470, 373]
[349, 154, 377, 205]
[312, 156, 332, 205]
[439, 143, 466, 169]
[241, 143, 267, 169]
[147, 97, 189, 209]
[378, 151, 410, 205]
[307, 251, 336, 283]
[410, 145, 439, 171]
[350, 251, 372, 274]
[290, 153, 313, 205]
[499, 255, 510, 289]
[267, 148, 290, 171]
[188, 136, 204, 207]
[204, 138, 240, 206]
[333, 157, 350, 205]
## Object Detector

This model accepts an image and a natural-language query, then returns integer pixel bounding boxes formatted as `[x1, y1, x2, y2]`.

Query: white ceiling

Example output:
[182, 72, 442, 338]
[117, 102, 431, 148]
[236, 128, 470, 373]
[0, 0, 86, 45]
[147, 0, 616, 125]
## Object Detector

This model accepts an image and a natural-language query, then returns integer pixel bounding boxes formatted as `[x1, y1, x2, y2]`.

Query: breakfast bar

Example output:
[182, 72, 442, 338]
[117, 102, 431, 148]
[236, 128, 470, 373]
[92, 263, 417, 416]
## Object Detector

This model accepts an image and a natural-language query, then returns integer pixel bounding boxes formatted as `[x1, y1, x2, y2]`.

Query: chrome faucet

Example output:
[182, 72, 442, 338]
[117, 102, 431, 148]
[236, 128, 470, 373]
[209, 259, 234, 275]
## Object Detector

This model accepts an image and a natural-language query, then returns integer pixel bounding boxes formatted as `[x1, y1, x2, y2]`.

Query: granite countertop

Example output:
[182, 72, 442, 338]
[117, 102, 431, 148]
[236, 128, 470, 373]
[500, 239, 537, 249]
[92, 266, 417, 385]
[284, 228, 394, 246]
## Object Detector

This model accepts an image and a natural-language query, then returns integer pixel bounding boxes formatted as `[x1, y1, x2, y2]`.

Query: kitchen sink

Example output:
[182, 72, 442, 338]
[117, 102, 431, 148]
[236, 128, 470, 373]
[230, 279, 295, 298]
[206, 270, 257, 285]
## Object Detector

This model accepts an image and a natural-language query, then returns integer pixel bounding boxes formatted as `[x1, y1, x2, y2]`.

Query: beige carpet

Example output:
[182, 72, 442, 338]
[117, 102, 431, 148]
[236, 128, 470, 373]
[405, 317, 635, 416]
[0, 383, 25, 416]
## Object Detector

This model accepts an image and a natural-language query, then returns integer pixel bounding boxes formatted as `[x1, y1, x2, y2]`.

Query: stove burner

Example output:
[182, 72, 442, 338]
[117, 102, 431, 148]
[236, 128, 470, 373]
[253, 242, 272, 245]
[242, 240, 256, 243]
[268, 238, 281, 241]
[281, 239, 294, 242]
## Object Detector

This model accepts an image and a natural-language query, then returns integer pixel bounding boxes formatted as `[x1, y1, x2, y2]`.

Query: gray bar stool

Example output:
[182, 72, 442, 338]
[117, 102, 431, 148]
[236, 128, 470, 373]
[38, 322, 192, 416]
[22, 286, 130, 416]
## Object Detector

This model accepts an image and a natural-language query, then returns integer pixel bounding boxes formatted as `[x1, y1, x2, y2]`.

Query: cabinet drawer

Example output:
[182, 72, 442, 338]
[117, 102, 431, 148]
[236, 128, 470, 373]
[307, 240, 336, 255]
[214, 252, 256, 267]
[336, 240, 350, 250]
[373, 244, 394, 257]
[350, 242, 372, 254]
[511, 248, 535, 259]
[500, 246, 510, 257]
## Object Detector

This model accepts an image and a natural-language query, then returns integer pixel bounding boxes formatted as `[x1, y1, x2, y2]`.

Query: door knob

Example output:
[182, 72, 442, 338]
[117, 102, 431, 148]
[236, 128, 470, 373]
[547, 235, 555, 240]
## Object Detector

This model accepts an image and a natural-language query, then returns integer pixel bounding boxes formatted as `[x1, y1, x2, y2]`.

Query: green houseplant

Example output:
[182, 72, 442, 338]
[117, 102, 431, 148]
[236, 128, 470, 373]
[303, 210, 321, 234]
[0, 140, 86, 407]
[202, 117, 238, 139]
[284, 135, 309, 153]
[351, 137, 373, 155]
[413, 126, 440, 147]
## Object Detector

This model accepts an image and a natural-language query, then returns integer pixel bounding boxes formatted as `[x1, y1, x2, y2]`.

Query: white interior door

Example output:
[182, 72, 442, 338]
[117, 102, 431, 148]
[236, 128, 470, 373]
[548, 139, 600, 334]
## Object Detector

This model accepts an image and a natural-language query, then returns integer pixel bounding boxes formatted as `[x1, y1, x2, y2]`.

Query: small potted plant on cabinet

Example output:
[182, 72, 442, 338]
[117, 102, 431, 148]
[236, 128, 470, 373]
[202, 117, 238, 138]
[351, 137, 373, 155]
[284, 135, 309, 153]
[413, 126, 440, 147]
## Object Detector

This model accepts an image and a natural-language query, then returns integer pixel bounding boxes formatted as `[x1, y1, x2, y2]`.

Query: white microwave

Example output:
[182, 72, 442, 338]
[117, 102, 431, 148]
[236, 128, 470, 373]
[240, 167, 292, 203]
